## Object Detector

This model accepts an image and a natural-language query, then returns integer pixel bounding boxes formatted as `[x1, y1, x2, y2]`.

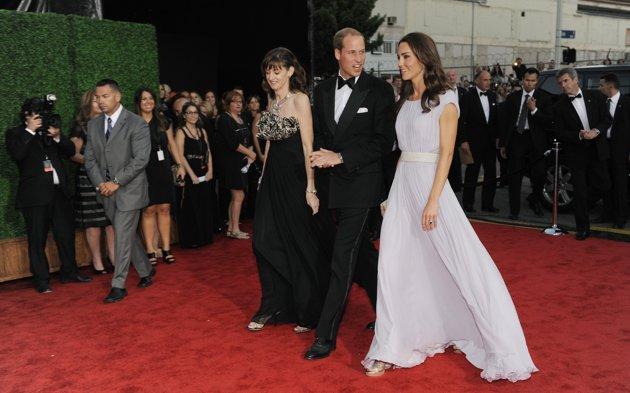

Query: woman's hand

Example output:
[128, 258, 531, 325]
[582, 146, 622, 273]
[176, 166, 186, 181]
[380, 200, 388, 217]
[190, 174, 200, 184]
[306, 193, 319, 215]
[422, 199, 439, 231]
[258, 154, 267, 164]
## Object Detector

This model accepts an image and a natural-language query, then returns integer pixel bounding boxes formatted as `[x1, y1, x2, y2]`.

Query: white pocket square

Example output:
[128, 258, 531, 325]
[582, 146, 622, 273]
[357, 107, 368, 113]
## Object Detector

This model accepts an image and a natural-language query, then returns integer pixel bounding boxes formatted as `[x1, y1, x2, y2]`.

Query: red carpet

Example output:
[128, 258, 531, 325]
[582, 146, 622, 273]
[0, 222, 628, 392]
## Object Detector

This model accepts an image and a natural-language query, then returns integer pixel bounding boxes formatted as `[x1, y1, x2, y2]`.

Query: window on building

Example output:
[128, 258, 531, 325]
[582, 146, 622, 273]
[383, 41, 393, 54]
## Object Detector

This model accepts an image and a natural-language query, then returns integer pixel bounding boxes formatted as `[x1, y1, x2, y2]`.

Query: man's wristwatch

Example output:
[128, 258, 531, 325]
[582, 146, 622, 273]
[112, 177, 120, 185]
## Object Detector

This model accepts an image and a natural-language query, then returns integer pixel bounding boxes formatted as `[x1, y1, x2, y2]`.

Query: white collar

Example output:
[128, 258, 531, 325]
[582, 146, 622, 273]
[106, 104, 123, 125]
[609, 91, 621, 103]
[337, 71, 360, 84]
[476, 86, 488, 95]
[523, 89, 535, 97]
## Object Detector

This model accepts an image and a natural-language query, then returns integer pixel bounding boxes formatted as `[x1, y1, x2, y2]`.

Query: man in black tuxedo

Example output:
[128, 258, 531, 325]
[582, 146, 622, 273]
[446, 69, 467, 192]
[305, 27, 396, 359]
[5, 98, 91, 293]
[460, 70, 500, 212]
[598, 73, 630, 228]
[499, 68, 553, 220]
[554, 68, 612, 240]
[512, 57, 527, 81]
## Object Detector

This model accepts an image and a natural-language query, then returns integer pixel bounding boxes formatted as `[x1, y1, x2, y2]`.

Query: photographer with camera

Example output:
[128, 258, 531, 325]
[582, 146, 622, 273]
[5, 97, 92, 293]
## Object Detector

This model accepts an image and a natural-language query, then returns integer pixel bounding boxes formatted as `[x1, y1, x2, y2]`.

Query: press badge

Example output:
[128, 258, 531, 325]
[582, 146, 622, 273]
[157, 148, 165, 161]
[43, 159, 53, 172]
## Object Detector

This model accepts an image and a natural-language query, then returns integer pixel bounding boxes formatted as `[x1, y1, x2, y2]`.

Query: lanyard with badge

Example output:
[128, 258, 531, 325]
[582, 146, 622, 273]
[157, 145, 165, 161]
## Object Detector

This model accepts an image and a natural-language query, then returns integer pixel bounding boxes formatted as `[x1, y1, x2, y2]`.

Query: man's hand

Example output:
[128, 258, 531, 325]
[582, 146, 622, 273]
[579, 129, 600, 140]
[25, 114, 42, 131]
[460, 141, 471, 153]
[526, 97, 537, 111]
[499, 146, 507, 159]
[309, 148, 342, 168]
[99, 181, 120, 196]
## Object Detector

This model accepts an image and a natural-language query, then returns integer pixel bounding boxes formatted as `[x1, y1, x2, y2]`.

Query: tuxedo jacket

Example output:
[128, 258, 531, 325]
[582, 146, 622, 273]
[608, 95, 630, 163]
[312, 72, 396, 208]
[84, 108, 151, 212]
[5, 126, 75, 208]
[553, 90, 612, 164]
[500, 89, 553, 154]
[460, 88, 499, 155]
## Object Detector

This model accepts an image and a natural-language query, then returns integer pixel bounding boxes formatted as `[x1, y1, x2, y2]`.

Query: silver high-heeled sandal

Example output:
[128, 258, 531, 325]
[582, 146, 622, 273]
[365, 361, 392, 377]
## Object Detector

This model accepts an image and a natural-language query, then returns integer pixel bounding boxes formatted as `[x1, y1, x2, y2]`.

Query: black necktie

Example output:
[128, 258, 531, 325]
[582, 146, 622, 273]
[516, 94, 530, 134]
[479, 91, 488, 96]
[569, 93, 582, 101]
[337, 76, 355, 90]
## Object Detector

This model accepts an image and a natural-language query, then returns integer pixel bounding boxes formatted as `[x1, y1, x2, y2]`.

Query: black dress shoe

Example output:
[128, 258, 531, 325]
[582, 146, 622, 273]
[481, 207, 500, 213]
[366, 321, 375, 330]
[304, 338, 335, 360]
[104, 287, 127, 303]
[138, 268, 155, 288]
[575, 231, 590, 241]
[463, 206, 476, 213]
[60, 274, 92, 283]
[36, 283, 52, 293]
[508, 214, 519, 220]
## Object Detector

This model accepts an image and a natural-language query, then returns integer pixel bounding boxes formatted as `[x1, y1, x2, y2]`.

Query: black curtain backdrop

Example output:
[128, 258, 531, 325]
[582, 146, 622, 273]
[103, 0, 309, 104]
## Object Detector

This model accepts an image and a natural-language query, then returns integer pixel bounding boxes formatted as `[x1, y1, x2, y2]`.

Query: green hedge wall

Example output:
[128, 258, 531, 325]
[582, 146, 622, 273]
[0, 10, 159, 239]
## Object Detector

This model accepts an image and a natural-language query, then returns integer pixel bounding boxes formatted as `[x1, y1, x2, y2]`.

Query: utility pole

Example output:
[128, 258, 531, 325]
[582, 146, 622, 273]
[555, 0, 563, 65]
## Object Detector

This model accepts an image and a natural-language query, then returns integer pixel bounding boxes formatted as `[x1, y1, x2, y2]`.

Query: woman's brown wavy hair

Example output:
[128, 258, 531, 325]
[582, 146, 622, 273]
[395, 32, 450, 114]
[261, 47, 308, 99]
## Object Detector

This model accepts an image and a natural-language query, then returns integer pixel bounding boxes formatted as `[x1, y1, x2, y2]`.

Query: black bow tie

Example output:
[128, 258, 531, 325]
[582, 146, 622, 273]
[337, 76, 355, 90]
[569, 93, 582, 101]
[479, 91, 488, 96]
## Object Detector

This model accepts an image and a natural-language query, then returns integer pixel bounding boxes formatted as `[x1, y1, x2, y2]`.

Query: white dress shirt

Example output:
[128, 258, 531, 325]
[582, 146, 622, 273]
[606, 91, 620, 139]
[334, 73, 359, 123]
[104, 104, 123, 134]
[517, 89, 538, 130]
[570, 89, 590, 131]
[25, 127, 60, 185]
[476, 86, 490, 123]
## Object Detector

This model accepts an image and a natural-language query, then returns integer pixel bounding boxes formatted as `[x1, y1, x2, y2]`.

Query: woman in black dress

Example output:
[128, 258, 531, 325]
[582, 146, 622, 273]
[69, 89, 115, 274]
[175, 102, 214, 248]
[134, 88, 184, 264]
[248, 47, 334, 333]
[216, 90, 257, 239]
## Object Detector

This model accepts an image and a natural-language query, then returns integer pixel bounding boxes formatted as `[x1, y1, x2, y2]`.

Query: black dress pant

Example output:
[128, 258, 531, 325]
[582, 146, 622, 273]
[20, 187, 78, 286]
[448, 147, 462, 192]
[507, 132, 546, 215]
[602, 153, 629, 224]
[316, 207, 378, 343]
[568, 145, 611, 232]
[463, 147, 497, 209]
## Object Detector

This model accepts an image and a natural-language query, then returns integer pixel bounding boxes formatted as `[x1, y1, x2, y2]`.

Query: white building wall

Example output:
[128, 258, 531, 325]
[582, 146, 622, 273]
[366, 0, 630, 77]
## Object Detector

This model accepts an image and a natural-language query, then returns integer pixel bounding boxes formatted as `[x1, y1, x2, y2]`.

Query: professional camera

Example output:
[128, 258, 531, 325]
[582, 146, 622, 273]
[25, 94, 61, 137]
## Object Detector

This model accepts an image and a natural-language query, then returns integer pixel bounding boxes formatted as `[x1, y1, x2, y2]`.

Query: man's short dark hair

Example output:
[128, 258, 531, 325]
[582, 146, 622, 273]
[19, 98, 41, 122]
[524, 67, 539, 78]
[600, 73, 619, 89]
[96, 78, 121, 92]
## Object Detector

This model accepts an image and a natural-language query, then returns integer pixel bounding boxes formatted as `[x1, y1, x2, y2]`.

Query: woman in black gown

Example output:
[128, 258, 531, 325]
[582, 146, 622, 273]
[248, 47, 335, 333]
[175, 102, 214, 248]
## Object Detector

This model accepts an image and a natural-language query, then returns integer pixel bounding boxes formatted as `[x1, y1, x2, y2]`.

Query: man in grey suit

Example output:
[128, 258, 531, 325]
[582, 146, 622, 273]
[84, 79, 155, 303]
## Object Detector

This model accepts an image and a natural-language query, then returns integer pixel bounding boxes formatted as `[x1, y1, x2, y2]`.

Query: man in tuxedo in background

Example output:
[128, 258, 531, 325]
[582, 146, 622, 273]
[446, 69, 467, 192]
[5, 98, 91, 293]
[85, 79, 155, 302]
[499, 68, 553, 220]
[305, 27, 396, 360]
[460, 70, 500, 213]
[512, 57, 527, 80]
[554, 68, 612, 240]
[598, 73, 630, 228]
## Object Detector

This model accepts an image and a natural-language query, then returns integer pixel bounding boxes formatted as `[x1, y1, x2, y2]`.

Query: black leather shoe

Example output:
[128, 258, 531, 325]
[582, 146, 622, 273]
[575, 231, 590, 241]
[60, 274, 92, 283]
[463, 206, 476, 213]
[366, 321, 375, 330]
[481, 206, 500, 213]
[36, 283, 52, 294]
[138, 276, 153, 288]
[104, 287, 127, 303]
[508, 214, 519, 220]
[304, 338, 335, 360]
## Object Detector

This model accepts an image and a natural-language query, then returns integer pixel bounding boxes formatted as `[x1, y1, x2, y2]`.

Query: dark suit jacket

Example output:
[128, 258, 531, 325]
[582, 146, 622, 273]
[460, 87, 499, 157]
[553, 90, 612, 165]
[500, 89, 553, 154]
[5, 126, 75, 208]
[312, 72, 396, 208]
[608, 94, 630, 163]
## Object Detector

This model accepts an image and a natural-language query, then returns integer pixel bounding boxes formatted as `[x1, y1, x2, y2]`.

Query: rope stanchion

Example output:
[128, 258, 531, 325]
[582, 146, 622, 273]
[542, 140, 568, 236]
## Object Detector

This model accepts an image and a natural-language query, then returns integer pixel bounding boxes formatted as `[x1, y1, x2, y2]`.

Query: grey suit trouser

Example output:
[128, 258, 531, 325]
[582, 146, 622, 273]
[102, 197, 152, 289]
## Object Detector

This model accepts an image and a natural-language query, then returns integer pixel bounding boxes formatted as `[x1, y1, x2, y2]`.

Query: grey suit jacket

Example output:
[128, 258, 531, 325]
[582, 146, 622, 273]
[84, 107, 151, 212]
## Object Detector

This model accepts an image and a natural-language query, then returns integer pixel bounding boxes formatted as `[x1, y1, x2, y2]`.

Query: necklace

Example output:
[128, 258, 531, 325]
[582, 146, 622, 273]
[272, 92, 293, 112]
